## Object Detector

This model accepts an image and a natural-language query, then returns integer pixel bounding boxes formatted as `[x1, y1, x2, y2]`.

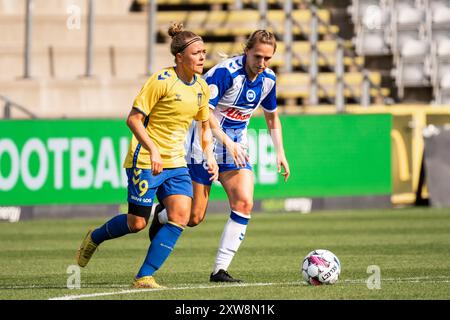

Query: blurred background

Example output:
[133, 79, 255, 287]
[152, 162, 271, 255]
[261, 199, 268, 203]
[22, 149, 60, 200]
[1, 0, 450, 221]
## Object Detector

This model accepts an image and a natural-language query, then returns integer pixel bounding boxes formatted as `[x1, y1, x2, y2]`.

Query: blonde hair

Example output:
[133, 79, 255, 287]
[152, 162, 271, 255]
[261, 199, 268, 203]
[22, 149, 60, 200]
[217, 30, 277, 61]
[244, 30, 277, 53]
[168, 22, 203, 56]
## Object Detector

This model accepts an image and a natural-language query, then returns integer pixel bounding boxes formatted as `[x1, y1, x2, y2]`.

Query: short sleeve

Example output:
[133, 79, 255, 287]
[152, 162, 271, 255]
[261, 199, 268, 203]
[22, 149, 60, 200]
[261, 82, 277, 112]
[203, 67, 233, 109]
[132, 73, 167, 116]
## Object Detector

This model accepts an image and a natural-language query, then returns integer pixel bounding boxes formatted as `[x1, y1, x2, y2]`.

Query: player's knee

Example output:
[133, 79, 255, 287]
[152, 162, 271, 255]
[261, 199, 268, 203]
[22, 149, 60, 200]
[233, 199, 253, 215]
[188, 213, 205, 227]
[169, 214, 189, 228]
[243, 200, 253, 214]
[128, 219, 147, 232]
[188, 205, 207, 227]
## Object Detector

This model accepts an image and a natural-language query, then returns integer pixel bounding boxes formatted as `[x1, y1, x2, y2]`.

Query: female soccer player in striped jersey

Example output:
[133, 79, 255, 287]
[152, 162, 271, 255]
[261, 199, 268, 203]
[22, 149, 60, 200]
[151, 30, 290, 282]
[76, 23, 218, 288]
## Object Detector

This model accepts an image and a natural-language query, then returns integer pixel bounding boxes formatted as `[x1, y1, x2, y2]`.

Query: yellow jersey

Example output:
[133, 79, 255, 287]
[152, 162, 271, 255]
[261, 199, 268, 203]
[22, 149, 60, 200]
[123, 67, 210, 169]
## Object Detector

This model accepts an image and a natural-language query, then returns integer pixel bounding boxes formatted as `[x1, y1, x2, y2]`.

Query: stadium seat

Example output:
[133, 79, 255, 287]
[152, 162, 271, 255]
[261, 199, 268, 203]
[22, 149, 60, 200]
[186, 9, 340, 38]
[211, 10, 261, 36]
[291, 40, 365, 68]
[436, 38, 450, 58]
[347, 0, 382, 25]
[276, 72, 309, 102]
[401, 39, 429, 59]
[360, 1, 388, 30]
[344, 71, 389, 99]
[139, 0, 234, 6]
[317, 72, 384, 99]
[156, 10, 260, 37]
[351, 0, 390, 55]
[394, 39, 431, 98]
[243, 0, 307, 4]
[432, 39, 450, 104]
[439, 74, 450, 104]
[391, 6, 426, 55]
[397, 6, 424, 26]
[429, 0, 450, 11]
[432, 6, 450, 24]
[202, 40, 364, 71]
[140, 0, 307, 6]
[354, 30, 390, 56]
[392, 0, 417, 11]
[267, 9, 339, 36]
[276, 71, 388, 104]
[429, 4, 450, 42]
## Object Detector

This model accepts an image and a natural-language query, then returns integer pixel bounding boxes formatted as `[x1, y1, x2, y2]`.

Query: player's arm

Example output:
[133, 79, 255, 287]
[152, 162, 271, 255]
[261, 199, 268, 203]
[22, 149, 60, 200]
[204, 68, 249, 166]
[200, 119, 219, 181]
[263, 110, 290, 182]
[126, 108, 163, 175]
[208, 110, 249, 167]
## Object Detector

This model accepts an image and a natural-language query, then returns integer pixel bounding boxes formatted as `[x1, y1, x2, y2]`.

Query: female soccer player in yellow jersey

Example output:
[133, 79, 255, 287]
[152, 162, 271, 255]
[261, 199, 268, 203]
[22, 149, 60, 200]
[150, 30, 291, 283]
[76, 23, 218, 288]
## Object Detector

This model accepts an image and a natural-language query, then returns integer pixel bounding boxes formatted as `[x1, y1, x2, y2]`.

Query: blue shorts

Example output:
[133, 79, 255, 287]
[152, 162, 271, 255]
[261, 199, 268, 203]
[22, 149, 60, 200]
[126, 167, 193, 207]
[187, 159, 252, 186]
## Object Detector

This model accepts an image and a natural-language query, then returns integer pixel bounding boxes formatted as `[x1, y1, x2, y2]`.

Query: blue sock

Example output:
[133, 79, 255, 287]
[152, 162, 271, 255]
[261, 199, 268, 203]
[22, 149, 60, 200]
[91, 214, 132, 245]
[136, 222, 183, 278]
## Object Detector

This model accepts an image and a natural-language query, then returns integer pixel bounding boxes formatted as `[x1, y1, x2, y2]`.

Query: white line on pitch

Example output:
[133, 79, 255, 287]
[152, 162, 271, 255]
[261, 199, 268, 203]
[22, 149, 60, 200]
[49, 282, 300, 300]
[48, 275, 450, 300]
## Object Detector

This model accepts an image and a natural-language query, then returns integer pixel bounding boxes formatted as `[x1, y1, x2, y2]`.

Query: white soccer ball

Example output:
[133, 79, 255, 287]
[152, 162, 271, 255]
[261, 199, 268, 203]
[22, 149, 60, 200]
[301, 249, 341, 286]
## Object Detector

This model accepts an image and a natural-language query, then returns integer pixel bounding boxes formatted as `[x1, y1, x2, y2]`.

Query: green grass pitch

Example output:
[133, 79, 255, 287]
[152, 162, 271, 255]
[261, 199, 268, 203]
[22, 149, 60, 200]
[1, 207, 450, 300]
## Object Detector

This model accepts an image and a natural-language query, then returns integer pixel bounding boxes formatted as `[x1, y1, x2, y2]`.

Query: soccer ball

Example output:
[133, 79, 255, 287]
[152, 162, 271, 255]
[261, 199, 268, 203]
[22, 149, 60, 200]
[301, 249, 341, 286]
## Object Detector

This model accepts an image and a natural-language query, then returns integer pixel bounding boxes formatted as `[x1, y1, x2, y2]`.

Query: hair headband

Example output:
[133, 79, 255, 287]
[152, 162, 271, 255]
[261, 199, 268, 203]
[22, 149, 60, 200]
[176, 37, 202, 54]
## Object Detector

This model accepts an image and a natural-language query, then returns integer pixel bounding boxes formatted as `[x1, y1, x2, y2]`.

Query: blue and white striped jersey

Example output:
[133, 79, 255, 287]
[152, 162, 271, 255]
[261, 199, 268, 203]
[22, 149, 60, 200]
[186, 55, 277, 164]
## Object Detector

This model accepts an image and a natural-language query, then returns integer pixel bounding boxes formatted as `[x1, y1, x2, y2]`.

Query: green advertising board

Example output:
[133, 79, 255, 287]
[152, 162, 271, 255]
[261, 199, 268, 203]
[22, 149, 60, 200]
[210, 113, 392, 200]
[0, 114, 391, 205]
[0, 119, 128, 205]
